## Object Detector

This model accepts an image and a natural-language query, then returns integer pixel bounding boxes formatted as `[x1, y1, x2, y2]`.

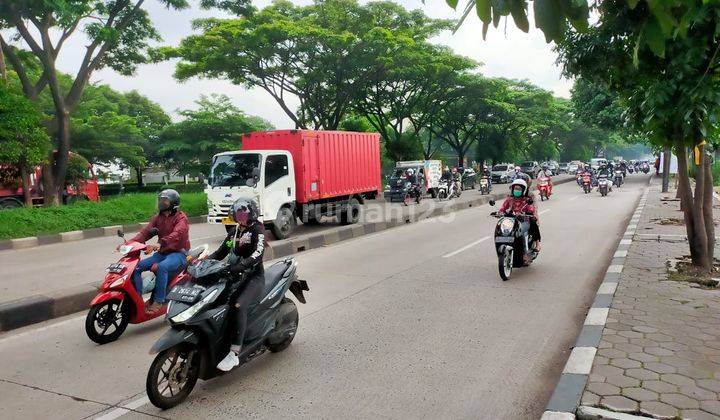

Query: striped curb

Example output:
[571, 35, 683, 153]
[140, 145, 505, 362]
[0, 215, 208, 251]
[0, 177, 574, 333]
[542, 185, 650, 418]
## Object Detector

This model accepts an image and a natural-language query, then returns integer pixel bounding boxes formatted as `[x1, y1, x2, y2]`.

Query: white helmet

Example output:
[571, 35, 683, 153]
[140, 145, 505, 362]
[515, 165, 522, 172]
[406, 168, 414, 176]
[510, 178, 527, 193]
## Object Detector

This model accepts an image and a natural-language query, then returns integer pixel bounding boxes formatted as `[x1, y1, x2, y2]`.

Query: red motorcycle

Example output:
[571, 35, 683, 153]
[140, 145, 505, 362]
[85, 230, 207, 344]
[537, 177, 552, 201]
[581, 173, 592, 194]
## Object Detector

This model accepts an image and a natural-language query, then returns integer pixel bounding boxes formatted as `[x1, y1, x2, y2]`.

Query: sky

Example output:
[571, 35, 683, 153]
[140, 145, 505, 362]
[8, 0, 573, 128]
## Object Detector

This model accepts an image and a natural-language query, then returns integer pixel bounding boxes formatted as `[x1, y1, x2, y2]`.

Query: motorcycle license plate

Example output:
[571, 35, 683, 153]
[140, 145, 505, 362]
[495, 236, 514, 243]
[167, 286, 202, 303]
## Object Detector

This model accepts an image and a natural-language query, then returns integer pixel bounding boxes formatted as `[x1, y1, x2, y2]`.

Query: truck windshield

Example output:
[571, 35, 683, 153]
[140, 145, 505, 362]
[210, 154, 260, 187]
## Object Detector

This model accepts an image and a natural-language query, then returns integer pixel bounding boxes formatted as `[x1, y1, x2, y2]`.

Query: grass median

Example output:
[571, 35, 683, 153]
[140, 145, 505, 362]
[0, 192, 207, 240]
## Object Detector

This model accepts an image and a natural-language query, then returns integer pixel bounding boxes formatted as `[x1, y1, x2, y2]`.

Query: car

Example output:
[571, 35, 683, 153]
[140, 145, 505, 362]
[520, 161, 540, 178]
[590, 158, 608, 170]
[567, 162, 580, 174]
[558, 162, 569, 173]
[541, 161, 559, 175]
[491, 163, 515, 184]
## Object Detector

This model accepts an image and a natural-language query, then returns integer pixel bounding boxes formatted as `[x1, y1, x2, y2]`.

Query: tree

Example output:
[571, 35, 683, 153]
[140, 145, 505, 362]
[0, 83, 50, 206]
[0, 0, 189, 204]
[554, 1, 720, 271]
[158, 95, 273, 178]
[170, 0, 454, 132]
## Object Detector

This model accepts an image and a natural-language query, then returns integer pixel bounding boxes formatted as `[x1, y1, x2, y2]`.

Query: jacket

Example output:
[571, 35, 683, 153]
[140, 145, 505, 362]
[131, 211, 190, 253]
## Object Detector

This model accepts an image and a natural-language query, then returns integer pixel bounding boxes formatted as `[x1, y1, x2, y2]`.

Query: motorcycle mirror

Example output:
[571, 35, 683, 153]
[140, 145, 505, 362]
[527, 198, 534, 205]
[489, 200, 496, 206]
[116, 229, 124, 238]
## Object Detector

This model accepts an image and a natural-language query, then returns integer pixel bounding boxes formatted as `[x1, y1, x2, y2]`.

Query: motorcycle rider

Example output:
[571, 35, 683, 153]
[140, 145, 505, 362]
[405, 168, 424, 199]
[512, 165, 532, 188]
[451, 167, 462, 193]
[130, 189, 190, 315]
[482, 165, 492, 189]
[499, 179, 541, 259]
[537, 164, 553, 195]
[209, 198, 267, 372]
[598, 163, 613, 189]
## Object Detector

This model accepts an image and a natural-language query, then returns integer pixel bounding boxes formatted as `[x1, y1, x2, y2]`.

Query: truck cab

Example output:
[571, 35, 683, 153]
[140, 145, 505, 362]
[206, 150, 295, 235]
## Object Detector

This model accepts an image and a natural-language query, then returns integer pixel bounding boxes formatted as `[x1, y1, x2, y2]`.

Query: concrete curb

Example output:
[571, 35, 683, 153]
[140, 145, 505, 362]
[542, 180, 650, 419]
[0, 215, 208, 251]
[0, 177, 574, 333]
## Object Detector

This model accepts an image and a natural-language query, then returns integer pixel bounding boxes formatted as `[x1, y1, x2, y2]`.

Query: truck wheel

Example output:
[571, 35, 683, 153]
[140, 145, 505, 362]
[272, 207, 296, 240]
[0, 198, 23, 209]
[340, 198, 360, 225]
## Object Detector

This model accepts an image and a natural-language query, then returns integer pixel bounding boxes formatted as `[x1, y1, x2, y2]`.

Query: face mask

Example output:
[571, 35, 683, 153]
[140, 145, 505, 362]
[513, 189, 523, 198]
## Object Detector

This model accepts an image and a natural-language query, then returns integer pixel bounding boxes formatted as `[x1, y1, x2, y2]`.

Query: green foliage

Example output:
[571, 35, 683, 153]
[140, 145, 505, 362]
[65, 153, 91, 186]
[0, 83, 50, 167]
[158, 94, 273, 177]
[0, 192, 207, 240]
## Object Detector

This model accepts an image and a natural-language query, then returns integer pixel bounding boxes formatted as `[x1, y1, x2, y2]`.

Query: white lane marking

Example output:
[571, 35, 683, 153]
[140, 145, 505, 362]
[584, 308, 610, 326]
[607, 265, 624, 274]
[442, 236, 492, 258]
[541, 411, 575, 420]
[569, 196, 579, 202]
[539, 209, 551, 215]
[94, 395, 149, 420]
[563, 346, 597, 374]
[0, 314, 85, 345]
[598, 282, 618, 295]
[192, 233, 225, 242]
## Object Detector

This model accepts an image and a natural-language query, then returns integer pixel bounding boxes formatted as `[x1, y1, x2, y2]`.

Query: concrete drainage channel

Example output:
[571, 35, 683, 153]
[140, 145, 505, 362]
[541, 185, 649, 420]
[0, 177, 573, 333]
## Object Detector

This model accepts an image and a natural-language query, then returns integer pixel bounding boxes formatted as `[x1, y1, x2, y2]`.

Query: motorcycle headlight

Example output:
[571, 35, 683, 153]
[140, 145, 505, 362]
[500, 218, 514, 235]
[108, 274, 128, 288]
[170, 289, 219, 324]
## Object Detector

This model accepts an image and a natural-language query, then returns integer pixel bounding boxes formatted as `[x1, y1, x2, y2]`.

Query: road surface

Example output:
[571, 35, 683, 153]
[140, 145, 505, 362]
[0, 175, 648, 419]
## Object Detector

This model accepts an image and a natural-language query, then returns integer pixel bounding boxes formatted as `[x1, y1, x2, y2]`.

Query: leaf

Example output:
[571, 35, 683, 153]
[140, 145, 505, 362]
[534, 0, 563, 43]
[482, 21, 490, 39]
[509, 0, 529, 32]
[447, 0, 459, 9]
[645, 18, 666, 57]
[627, 0, 640, 9]
[476, 0, 492, 23]
[454, 0, 477, 32]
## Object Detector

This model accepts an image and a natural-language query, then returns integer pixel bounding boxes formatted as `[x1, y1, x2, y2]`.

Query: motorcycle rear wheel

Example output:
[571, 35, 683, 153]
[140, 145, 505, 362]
[266, 298, 299, 353]
[85, 299, 130, 344]
[498, 248, 513, 281]
[147, 344, 200, 409]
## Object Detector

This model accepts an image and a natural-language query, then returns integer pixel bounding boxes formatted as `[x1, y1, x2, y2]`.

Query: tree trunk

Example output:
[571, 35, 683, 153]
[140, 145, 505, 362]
[135, 167, 143, 188]
[48, 111, 71, 206]
[662, 145, 671, 192]
[0, 44, 6, 83]
[702, 148, 715, 265]
[19, 161, 32, 207]
[676, 144, 712, 271]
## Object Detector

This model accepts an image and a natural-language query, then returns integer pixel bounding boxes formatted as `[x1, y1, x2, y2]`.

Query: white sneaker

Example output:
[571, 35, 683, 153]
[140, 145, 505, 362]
[217, 351, 240, 372]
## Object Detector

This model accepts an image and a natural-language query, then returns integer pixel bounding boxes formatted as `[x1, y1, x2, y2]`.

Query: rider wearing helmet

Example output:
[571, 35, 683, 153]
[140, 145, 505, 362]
[537, 164, 554, 195]
[208, 198, 268, 371]
[499, 179, 541, 257]
[130, 189, 191, 315]
[513, 165, 531, 189]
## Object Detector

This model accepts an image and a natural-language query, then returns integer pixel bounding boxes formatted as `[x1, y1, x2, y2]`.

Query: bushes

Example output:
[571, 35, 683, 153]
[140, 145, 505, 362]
[0, 192, 207, 240]
[99, 182, 205, 196]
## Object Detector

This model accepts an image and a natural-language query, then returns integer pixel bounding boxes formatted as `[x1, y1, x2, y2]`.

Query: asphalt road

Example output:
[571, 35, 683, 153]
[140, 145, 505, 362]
[0, 175, 648, 419]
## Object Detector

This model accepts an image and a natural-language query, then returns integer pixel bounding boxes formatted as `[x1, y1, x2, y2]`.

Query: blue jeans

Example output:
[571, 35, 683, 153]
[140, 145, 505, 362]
[132, 252, 186, 303]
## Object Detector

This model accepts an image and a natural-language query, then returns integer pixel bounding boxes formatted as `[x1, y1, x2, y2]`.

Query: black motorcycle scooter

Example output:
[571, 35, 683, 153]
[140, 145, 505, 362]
[489, 199, 540, 281]
[145, 258, 309, 409]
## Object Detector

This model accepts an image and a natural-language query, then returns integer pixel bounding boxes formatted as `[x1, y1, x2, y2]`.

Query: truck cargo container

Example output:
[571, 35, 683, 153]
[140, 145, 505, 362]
[205, 130, 382, 239]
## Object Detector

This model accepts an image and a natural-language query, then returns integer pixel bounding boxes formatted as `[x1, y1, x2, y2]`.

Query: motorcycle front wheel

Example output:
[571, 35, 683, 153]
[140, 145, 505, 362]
[147, 344, 200, 409]
[85, 299, 130, 344]
[498, 248, 513, 281]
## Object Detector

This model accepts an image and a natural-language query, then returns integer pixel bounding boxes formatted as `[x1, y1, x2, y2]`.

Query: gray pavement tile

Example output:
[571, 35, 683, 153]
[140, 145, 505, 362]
[639, 400, 680, 419]
[599, 395, 638, 413]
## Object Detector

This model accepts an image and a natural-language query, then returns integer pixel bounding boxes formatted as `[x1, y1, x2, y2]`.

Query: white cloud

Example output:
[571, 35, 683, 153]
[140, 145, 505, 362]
[7, 0, 572, 128]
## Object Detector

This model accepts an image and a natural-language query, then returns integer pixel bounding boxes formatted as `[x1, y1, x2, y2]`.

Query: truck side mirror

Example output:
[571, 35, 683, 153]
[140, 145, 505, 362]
[246, 178, 255, 187]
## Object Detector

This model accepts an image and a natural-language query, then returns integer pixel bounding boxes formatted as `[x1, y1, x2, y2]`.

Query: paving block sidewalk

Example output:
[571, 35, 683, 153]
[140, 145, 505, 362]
[580, 179, 720, 419]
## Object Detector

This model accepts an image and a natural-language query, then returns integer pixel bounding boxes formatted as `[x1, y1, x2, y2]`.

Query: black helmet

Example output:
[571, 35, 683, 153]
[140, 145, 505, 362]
[228, 198, 259, 227]
[158, 189, 180, 213]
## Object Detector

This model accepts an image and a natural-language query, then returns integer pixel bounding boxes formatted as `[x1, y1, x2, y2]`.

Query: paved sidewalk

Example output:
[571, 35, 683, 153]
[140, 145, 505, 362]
[580, 178, 720, 419]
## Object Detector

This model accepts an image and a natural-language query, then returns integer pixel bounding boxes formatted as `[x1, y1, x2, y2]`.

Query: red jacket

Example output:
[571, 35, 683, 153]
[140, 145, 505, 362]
[499, 196, 538, 221]
[131, 211, 191, 253]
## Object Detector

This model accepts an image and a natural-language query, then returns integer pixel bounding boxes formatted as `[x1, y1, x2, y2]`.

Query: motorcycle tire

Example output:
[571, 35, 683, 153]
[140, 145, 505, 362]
[85, 299, 130, 344]
[146, 344, 200, 409]
[265, 298, 299, 353]
[437, 190, 447, 200]
[415, 194, 421, 204]
[498, 248, 513, 281]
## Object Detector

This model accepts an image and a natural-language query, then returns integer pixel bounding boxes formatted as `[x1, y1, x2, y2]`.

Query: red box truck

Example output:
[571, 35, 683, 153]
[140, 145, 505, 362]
[205, 130, 382, 239]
